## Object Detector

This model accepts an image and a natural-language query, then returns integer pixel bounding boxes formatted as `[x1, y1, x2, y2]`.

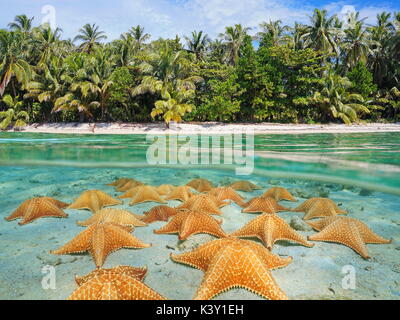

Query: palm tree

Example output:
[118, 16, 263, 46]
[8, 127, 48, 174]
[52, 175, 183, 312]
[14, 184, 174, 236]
[208, 39, 225, 63]
[257, 20, 288, 46]
[31, 24, 63, 67]
[284, 22, 307, 50]
[74, 24, 107, 53]
[0, 94, 29, 130]
[302, 9, 340, 56]
[0, 30, 32, 96]
[8, 14, 34, 33]
[132, 42, 202, 127]
[219, 24, 250, 66]
[311, 72, 371, 123]
[184, 30, 210, 60]
[128, 25, 150, 50]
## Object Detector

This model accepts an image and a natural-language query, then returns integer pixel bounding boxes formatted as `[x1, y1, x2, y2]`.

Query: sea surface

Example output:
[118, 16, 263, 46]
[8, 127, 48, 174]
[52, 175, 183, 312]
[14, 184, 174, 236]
[0, 132, 399, 300]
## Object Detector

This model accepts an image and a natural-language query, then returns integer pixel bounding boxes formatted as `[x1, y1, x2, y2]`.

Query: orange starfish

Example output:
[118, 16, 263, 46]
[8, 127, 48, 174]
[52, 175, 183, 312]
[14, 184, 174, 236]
[177, 194, 228, 215]
[77, 208, 147, 227]
[68, 190, 122, 213]
[229, 180, 261, 192]
[156, 184, 175, 196]
[208, 187, 244, 204]
[68, 272, 166, 300]
[51, 222, 151, 268]
[165, 185, 193, 202]
[5, 197, 68, 225]
[171, 237, 291, 300]
[186, 178, 213, 192]
[141, 205, 178, 223]
[128, 185, 167, 205]
[107, 178, 132, 188]
[154, 210, 227, 240]
[240, 197, 289, 214]
[292, 197, 347, 220]
[231, 213, 314, 249]
[75, 265, 148, 286]
[262, 187, 297, 202]
[116, 179, 143, 192]
[307, 216, 391, 259]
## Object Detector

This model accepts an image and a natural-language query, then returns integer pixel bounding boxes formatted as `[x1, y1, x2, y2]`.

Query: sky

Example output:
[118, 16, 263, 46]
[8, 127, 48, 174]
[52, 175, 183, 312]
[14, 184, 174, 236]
[0, 0, 399, 42]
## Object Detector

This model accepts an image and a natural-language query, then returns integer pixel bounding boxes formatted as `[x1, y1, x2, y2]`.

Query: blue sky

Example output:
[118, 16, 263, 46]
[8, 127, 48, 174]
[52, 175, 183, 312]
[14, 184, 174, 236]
[1, 0, 398, 41]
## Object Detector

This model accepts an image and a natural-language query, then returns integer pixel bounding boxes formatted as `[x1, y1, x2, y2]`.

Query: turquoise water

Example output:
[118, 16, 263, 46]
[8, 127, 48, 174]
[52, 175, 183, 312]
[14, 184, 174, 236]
[0, 132, 399, 300]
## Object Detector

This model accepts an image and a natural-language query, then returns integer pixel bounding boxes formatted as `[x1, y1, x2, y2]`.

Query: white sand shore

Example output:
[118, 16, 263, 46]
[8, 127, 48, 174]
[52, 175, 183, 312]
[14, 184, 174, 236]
[16, 122, 400, 135]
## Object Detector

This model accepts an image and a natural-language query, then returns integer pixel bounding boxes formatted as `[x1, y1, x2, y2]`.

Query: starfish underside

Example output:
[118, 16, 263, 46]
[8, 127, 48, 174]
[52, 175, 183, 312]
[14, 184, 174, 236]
[171, 237, 291, 300]
[231, 213, 314, 249]
[68, 190, 122, 212]
[154, 209, 227, 240]
[51, 222, 151, 267]
[77, 208, 147, 227]
[141, 205, 178, 223]
[292, 197, 347, 220]
[307, 216, 391, 259]
[262, 187, 297, 202]
[5, 197, 69, 225]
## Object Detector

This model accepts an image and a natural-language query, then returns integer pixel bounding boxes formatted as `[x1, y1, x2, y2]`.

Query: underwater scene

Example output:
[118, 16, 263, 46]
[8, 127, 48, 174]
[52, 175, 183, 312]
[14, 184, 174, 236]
[0, 132, 399, 300]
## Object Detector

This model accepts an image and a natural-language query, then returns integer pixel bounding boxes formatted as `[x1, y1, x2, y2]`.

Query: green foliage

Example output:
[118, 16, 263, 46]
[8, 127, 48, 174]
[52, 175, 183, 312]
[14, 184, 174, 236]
[347, 62, 377, 99]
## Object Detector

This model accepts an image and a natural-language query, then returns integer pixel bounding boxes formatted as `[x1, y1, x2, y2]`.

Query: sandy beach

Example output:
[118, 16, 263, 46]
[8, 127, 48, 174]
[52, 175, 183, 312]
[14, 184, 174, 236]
[15, 122, 400, 135]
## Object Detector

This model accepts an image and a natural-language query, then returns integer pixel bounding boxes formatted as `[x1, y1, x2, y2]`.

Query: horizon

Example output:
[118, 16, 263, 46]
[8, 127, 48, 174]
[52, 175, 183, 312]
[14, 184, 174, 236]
[1, 0, 399, 43]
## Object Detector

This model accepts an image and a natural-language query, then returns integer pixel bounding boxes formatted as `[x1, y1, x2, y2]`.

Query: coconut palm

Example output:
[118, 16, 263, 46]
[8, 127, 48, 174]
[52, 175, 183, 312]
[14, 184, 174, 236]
[0, 94, 29, 130]
[257, 20, 288, 46]
[132, 42, 202, 127]
[284, 22, 307, 50]
[184, 30, 210, 60]
[311, 72, 371, 123]
[302, 9, 340, 56]
[0, 30, 32, 96]
[74, 24, 107, 53]
[8, 14, 34, 33]
[31, 24, 63, 67]
[219, 24, 251, 66]
[128, 25, 150, 50]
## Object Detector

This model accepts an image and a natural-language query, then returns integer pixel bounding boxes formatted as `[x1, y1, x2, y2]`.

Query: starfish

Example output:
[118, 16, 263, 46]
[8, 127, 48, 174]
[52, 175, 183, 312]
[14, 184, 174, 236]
[77, 208, 147, 228]
[165, 185, 193, 202]
[229, 180, 261, 192]
[231, 213, 314, 249]
[292, 197, 347, 220]
[75, 265, 148, 286]
[116, 179, 144, 192]
[262, 187, 297, 202]
[68, 272, 166, 300]
[186, 178, 213, 192]
[5, 197, 69, 225]
[50, 222, 151, 268]
[68, 190, 122, 213]
[177, 194, 228, 215]
[171, 237, 291, 300]
[307, 216, 391, 259]
[141, 205, 178, 224]
[240, 197, 289, 214]
[208, 187, 244, 204]
[154, 210, 227, 240]
[107, 178, 133, 188]
[156, 184, 175, 196]
[127, 185, 167, 205]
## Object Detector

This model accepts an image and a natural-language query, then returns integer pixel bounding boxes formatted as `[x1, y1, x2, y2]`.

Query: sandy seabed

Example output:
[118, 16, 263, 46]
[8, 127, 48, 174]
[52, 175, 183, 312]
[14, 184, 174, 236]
[0, 165, 399, 300]
[17, 122, 400, 135]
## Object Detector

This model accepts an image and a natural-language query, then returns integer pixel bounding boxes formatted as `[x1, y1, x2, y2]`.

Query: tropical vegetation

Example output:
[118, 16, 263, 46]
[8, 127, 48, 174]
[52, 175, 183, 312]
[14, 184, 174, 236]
[0, 9, 399, 129]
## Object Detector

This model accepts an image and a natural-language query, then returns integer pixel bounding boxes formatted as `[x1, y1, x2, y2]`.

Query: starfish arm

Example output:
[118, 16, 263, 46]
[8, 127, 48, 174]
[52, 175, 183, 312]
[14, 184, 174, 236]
[5, 201, 29, 221]
[270, 217, 314, 248]
[179, 213, 227, 240]
[356, 222, 391, 244]
[230, 215, 263, 239]
[77, 215, 99, 227]
[308, 220, 370, 259]
[153, 213, 185, 235]
[20, 201, 68, 225]
[75, 266, 148, 286]
[51, 228, 92, 255]
[193, 246, 288, 300]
